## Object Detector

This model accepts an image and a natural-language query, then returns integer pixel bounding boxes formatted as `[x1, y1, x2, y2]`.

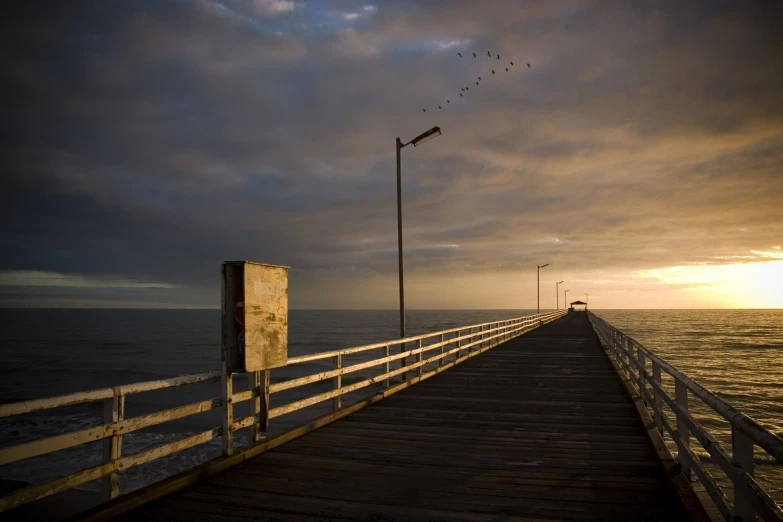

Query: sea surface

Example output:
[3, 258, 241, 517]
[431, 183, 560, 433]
[0, 309, 781, 504]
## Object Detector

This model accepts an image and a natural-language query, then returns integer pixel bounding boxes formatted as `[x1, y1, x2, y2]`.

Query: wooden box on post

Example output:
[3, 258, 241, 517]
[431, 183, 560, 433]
[222, 261, 289, 372]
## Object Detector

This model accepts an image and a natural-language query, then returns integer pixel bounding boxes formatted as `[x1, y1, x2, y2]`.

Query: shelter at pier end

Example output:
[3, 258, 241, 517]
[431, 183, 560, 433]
[569, 300, 587, 312]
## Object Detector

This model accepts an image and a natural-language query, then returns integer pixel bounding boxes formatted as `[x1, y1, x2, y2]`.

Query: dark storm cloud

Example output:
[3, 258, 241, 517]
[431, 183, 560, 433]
[2, 0, 782, 308]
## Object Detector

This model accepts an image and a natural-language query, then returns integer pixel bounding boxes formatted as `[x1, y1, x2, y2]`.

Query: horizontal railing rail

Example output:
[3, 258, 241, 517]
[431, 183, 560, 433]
[0, 310, 565, 514]
[230, 311, 565, 428]
[0, 370, 222, 512]
[588, 311, 783, 522]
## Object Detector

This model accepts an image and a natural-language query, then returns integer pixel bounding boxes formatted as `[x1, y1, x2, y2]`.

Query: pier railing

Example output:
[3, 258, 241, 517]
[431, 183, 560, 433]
[589, 311, 783, 522]
[0, 310, 565, 514]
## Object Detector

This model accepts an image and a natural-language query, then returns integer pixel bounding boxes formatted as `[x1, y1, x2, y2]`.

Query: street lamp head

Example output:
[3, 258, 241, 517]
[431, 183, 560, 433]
[557, 280, 563, 284]
[411, 126, 441, 147]
[539, 263, 549, 269]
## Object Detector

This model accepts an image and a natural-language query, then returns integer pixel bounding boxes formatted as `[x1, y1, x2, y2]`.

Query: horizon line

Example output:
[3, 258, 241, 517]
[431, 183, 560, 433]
[1, 307, 781, 311]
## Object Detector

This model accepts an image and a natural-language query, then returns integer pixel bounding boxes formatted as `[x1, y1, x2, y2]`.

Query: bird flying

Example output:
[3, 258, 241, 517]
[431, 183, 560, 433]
[422, 49, 528, 113]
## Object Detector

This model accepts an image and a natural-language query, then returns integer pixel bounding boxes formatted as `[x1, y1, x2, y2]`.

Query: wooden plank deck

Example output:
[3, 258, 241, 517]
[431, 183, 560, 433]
[121, 313, 695, 521]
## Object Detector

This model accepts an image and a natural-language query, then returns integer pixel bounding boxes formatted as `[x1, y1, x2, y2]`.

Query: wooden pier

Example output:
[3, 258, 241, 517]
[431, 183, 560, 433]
[112, 314, 702, 521]
[4, 309, 782, 521]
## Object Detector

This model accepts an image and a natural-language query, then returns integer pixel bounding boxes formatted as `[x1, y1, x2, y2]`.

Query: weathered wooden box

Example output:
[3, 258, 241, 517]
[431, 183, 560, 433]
[222, 261, 288, 372]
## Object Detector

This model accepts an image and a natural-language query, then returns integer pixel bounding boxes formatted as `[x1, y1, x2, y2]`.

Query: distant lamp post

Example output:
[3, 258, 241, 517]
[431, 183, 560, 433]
[537, 264, 549, 314]
[565, 289, 570, 310]
[584, 293, 589, 310]
[556, 281, 563, 310]
[396, 126, 442, 339]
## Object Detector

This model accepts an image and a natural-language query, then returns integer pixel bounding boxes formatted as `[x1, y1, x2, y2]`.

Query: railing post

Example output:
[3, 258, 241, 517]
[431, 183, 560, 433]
[623, 337, 631, 373]
[400, 341, 407, 382]
[636, 346, 647, 403]
[332, 354, 342, 411]
[260, 370, 270, 434]
[250, 370, 270, 441]
[732, 426, 756, 522]
[652, 361, 663, 435]
[674, 379, 691, 481]
[416, 338, 423, 376]
[456, 329, 461, 359]
[250, 371, 261, 442]
[221, 363, 233, 456]
[102, 390, 124, 501]
[383, 344, 390, 388]
[439, 334, 444, 367]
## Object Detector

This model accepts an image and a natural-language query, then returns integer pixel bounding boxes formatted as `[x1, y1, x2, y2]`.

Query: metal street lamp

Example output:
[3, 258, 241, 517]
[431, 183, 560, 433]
[565, 289, 570, 310]
[556, 281, 563, 310]
[537, 264, 549, 314]
[396, 126, 441, 339]
[584, 293, 589, 310]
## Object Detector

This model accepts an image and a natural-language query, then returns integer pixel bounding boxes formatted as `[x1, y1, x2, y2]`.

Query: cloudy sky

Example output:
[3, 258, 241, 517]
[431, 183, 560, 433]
[2, 0, 782, 309]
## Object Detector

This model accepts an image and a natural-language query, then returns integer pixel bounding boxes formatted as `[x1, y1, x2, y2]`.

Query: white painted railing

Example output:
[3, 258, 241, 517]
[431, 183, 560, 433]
[0, 370, 222, 511]
[588, 311, 783, 522]
[0, 310, 565, 514]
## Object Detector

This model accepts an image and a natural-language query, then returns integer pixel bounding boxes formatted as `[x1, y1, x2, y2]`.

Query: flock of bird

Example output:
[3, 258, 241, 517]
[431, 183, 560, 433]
[422, 50, 530, 113]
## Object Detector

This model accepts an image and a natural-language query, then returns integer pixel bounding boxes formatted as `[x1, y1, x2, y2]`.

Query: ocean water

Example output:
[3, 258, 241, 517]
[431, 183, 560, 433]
[0, 309, 781, 503]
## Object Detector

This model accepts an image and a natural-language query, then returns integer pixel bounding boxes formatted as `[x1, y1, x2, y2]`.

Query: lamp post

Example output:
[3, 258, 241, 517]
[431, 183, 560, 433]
[396, 126, 441, 339]
[537, 264, 549, 314]
[556, 281, 563, 310]
[565, 289, 570, 310]
[584, 293, 588, 310]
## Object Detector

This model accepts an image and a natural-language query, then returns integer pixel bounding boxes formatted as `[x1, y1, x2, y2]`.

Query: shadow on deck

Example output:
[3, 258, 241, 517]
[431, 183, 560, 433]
[116, 314, 696, 521]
